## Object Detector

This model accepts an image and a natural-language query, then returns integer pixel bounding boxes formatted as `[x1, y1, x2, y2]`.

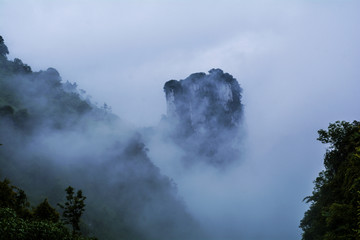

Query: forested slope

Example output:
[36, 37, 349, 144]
[0, 36, 202, 240]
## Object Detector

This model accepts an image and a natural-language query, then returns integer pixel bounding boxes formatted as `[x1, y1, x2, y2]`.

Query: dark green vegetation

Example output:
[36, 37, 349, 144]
[300, 121, 360, 240]
[58, 186, 87, 236]
[0, 178, 96, 240]
[0, 36, 202, 240]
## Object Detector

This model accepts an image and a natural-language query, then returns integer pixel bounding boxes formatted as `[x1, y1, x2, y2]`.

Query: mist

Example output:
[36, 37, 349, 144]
[1, 0, 360, 240]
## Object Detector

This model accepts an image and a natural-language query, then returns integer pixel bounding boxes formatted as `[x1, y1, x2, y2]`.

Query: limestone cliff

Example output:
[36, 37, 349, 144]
[163, 69, 243, 166]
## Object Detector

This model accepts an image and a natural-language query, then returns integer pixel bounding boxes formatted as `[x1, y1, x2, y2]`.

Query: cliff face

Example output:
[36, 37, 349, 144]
[163, 69, 243, 166]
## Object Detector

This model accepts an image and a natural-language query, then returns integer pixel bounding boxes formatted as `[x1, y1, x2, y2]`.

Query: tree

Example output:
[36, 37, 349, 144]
[300, 120, 360, 240]
[0, 179, 96, 240]
[0, 35, 9, 58]
[33, 198, 60, 223]
[58, 186, 87, 236]
[0, 178, 31, 219]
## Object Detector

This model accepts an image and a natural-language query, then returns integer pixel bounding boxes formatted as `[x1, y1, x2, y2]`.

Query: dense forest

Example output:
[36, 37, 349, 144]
[1, 34, 359, 240]
[300, 121, 360, 240]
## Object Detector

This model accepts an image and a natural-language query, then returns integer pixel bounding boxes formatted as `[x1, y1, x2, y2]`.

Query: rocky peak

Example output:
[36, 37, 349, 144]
[163, 69, 243, 166]
[164, 68, 243, 135]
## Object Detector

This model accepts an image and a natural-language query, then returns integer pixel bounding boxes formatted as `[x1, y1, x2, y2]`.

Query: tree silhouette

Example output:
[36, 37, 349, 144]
[58, 186, 86, 236]
[0, 35, 9, 57]
[33, 198, 60, 223]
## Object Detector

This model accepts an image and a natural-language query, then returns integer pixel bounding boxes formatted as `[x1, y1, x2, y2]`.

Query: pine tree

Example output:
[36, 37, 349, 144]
[58, 186, 86, 236]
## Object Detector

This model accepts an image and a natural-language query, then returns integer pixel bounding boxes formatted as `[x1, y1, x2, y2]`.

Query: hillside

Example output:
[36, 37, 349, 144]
[0, 36, 203, 240]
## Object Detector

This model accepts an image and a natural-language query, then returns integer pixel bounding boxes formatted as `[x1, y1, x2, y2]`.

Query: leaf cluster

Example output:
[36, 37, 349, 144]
[300, 121, 360, 240]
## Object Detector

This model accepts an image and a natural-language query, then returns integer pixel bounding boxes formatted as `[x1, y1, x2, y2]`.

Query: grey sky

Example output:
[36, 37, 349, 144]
[1, 0, 359, 239]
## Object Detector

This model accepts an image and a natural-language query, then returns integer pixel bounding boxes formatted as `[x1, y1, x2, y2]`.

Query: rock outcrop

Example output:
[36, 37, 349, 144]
[163, 69, 243, 166]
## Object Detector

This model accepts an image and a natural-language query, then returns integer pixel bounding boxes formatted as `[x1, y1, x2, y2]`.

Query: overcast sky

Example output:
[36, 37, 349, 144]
[1, 0, 359, 239]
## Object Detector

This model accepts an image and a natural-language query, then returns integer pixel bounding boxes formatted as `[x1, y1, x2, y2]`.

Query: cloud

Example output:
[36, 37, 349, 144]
[1, 0, 359, 239]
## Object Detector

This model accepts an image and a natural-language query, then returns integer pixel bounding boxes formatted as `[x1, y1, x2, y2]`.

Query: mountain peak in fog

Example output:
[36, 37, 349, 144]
[163, 69, 243, 167]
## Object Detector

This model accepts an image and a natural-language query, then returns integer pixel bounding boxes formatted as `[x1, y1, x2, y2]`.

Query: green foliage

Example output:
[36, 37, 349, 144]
[300, 120, 360, 240]
[0, 207, 97, 240]
[0, 178, 31, 219]
[0, 207, 70, 240]
[33, 198, 60, 223]
[58, 186, 87, 235]
[0, 179, 96, 240]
